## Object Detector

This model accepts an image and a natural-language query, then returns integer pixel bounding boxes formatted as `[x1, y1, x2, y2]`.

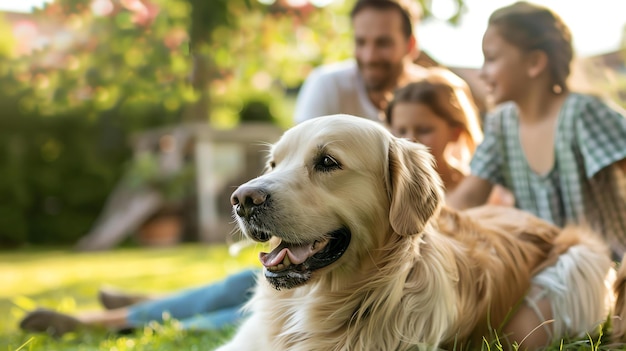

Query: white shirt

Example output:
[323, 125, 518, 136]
[294, 60, 381, 124]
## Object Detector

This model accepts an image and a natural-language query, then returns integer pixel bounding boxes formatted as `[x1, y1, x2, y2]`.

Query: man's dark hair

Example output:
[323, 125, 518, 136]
[350, 0, 422, 38]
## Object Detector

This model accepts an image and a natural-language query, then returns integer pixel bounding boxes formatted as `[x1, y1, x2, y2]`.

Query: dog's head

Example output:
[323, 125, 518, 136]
[231, 114, 444, 290]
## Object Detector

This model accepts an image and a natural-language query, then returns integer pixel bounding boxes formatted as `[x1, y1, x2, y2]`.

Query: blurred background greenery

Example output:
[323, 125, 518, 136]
[0, 0, 624, 248]
[0, 0, 359, 247]
[0, 0, 477, 248]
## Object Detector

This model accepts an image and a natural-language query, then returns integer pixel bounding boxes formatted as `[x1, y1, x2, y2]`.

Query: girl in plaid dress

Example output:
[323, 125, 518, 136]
[447, 1, 626, 257]
[447, 2, 626, 348]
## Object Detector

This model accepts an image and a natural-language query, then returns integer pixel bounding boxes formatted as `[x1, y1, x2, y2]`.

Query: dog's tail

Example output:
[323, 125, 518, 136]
[612, 254, 626, 342]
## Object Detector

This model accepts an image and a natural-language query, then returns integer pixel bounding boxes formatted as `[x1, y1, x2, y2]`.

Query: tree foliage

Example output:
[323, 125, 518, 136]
[0, 0, 196, 246]
[0, 0, 467, 246]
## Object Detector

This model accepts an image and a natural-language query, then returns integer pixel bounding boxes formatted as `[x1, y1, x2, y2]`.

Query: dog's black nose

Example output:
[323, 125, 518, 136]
[231, 185, 269, 220]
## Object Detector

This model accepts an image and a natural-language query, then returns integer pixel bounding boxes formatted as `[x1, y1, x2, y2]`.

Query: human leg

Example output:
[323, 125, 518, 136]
[99, 287, 152, 309]
[178, 305, 247, 330]
[19, 307, 130, 336]
[126, 268, 259, 327]
[19, 268, 259, 336]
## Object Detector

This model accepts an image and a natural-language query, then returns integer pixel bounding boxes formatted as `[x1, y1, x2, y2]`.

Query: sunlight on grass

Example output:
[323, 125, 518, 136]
[0, 244, 262, 350]
[1, 244, 262, 299]
[2, 243, 625, 350]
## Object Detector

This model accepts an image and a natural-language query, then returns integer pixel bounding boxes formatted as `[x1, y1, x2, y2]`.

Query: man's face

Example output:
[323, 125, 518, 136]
[352, 7, 412, 92]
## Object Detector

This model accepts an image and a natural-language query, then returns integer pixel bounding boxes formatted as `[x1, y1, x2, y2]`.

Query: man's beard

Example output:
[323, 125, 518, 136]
[357, 61, 403, 92]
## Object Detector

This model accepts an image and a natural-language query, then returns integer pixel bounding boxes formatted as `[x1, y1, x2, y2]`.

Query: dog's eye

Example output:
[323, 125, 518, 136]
[315, 155, 341, 172]
[269, 161, 276, 169]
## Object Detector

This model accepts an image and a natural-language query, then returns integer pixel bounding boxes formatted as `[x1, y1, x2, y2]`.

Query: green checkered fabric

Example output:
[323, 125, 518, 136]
[471, 93, 626, 257]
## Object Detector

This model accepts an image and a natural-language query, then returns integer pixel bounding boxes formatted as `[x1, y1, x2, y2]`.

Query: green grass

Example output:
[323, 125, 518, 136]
[0, 244, 262, 351]
[2, 245, 625, 351]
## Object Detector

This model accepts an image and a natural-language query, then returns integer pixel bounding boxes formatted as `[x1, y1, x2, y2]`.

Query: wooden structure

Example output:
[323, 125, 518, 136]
[75, 123, 283, 251]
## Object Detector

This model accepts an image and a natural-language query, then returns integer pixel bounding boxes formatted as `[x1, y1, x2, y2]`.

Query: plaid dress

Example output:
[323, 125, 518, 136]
[470, 93, 626, 258]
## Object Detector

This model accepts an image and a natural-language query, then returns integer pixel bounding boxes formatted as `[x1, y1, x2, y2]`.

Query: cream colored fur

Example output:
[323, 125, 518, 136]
[216, 114, 626, 351]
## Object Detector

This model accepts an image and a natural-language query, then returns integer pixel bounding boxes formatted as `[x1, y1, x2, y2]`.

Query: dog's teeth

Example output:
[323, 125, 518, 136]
[283, 255, 291, 267]
[266, 256, 292, 272]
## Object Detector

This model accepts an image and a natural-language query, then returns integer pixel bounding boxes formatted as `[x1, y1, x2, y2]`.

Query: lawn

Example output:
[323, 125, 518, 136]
[2, 244, 626, 351]
[0, 244, 263, 351]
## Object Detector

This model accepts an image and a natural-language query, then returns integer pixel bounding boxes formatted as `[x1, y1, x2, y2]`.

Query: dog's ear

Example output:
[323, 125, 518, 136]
[387, 138, 444, 235]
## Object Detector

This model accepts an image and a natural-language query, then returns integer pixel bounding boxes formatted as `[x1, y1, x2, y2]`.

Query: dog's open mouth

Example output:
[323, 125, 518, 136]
[258, 228, 351, 290]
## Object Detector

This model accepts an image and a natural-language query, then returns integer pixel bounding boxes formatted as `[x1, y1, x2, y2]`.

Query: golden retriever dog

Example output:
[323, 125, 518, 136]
[216, 114, 626, 351]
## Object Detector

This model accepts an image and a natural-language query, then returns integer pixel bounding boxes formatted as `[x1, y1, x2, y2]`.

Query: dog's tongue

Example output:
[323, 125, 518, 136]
[259, 239, 328, 268]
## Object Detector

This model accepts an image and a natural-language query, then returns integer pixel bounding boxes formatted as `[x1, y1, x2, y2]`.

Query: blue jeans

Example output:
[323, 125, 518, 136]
[126, 268, 259, 330]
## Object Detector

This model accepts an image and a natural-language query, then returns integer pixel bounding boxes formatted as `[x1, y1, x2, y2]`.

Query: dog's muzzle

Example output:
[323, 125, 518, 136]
[231, 184, 352, 290]
[231, 184, 271, 242]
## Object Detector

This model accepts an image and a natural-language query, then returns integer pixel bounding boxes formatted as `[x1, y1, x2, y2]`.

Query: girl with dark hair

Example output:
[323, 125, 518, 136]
[447, 2, 626, 348]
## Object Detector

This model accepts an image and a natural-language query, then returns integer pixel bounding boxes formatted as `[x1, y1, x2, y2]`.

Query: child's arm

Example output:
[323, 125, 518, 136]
[445, 175, 494, 210]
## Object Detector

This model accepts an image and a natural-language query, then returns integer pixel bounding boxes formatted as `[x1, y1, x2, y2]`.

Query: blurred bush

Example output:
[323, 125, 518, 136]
[0, 105, 128, 246]
[0, 1, 194, 246]
[2, 0, 441, 247]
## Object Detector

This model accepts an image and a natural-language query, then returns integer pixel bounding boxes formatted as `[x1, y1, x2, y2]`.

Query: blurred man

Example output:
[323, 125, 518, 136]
[295, 0, 450, 123]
